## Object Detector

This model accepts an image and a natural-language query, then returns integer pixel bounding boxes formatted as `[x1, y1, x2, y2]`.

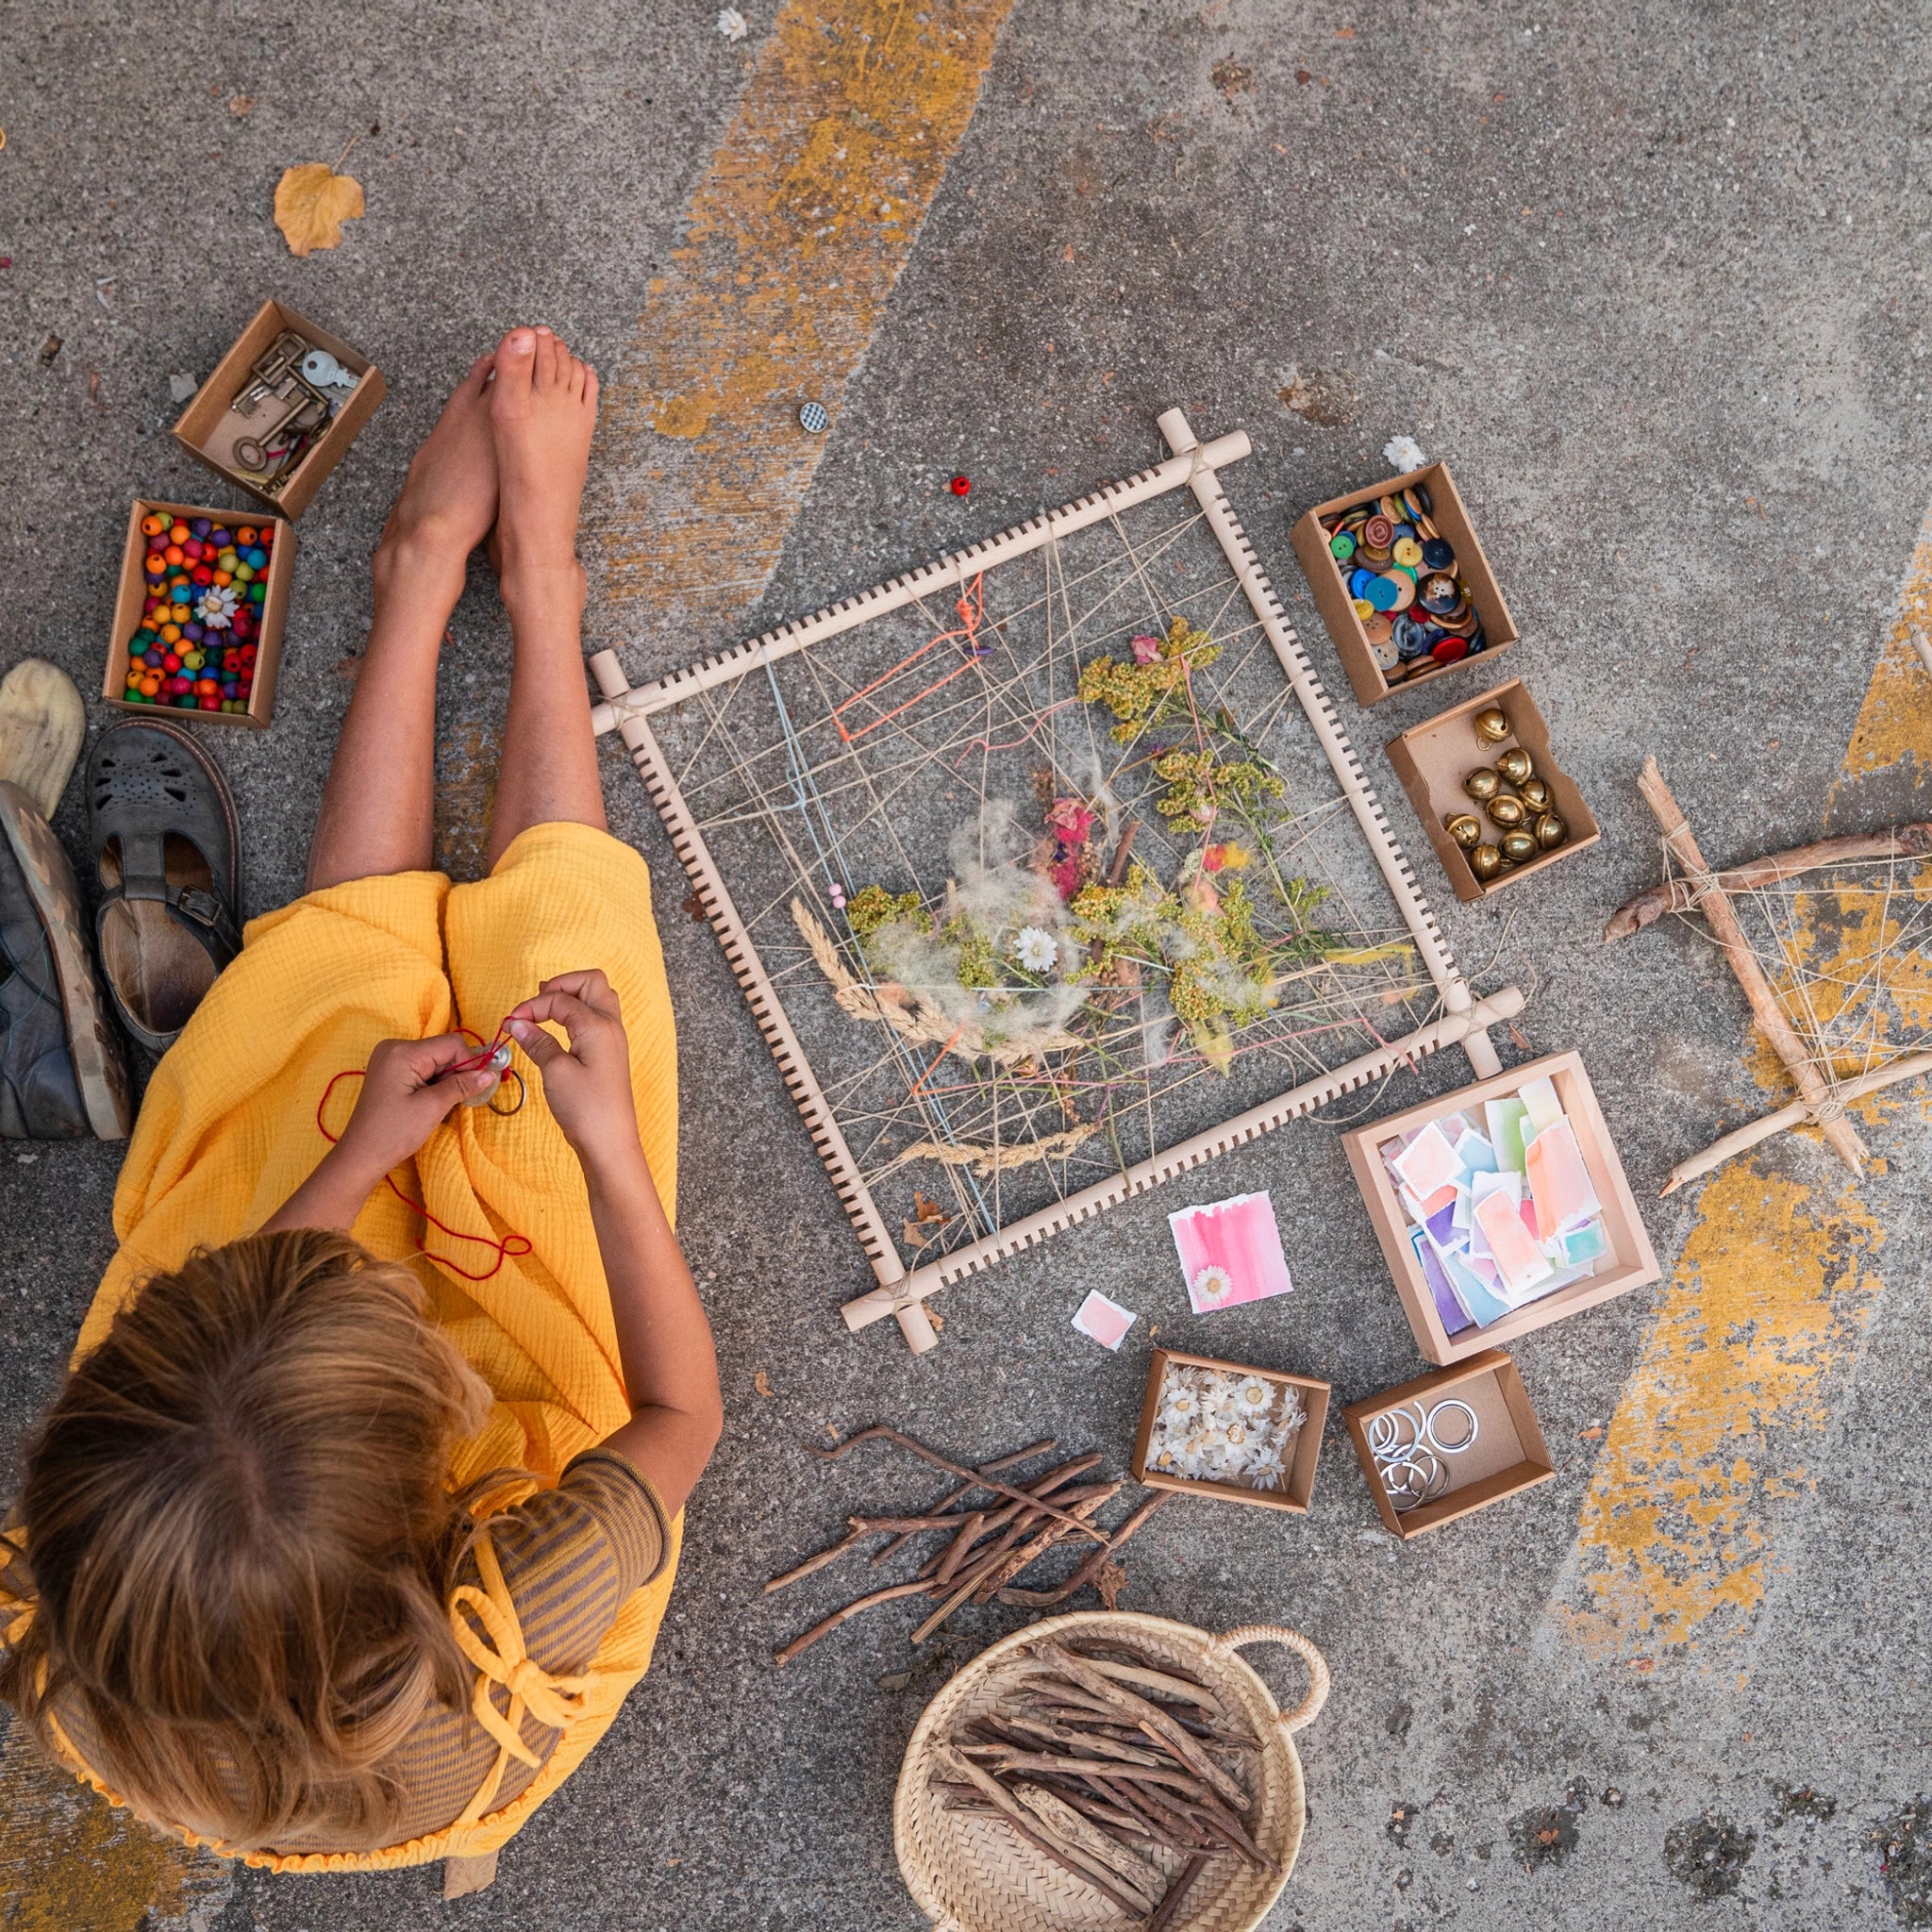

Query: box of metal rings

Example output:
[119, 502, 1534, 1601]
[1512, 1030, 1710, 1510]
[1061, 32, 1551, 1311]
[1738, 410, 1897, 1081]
[1129, 1348, 1331, 1514]
[1290, 462, 1518, 706]
[1342, 1351, 1554, 1539]
[104, 499, 294, 727]
[1384, 678, 1599, 902]
[1341, 1050, 1658, 1365]
[172, 299, 387, 518]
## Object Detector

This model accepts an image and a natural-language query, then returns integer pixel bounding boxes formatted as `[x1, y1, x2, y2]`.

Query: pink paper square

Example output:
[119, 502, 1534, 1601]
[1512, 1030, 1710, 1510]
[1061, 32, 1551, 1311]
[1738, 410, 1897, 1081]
[1072, 1290, 1138, 1351]
[1169, 1191, 1294, 1313]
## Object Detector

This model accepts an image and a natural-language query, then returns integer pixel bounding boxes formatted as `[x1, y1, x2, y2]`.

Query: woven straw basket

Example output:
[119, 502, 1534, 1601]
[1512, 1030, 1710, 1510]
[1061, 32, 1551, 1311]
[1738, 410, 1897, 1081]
[894, 1611, 1329, 1932]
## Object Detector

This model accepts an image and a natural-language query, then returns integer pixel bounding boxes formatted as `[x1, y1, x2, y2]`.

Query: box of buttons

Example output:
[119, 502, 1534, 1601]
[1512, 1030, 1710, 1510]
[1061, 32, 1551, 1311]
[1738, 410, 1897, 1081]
[103, 499, 294, 728]
[172, 299, 387, 518]
[1290, 462, 1517, 706]
[1342, 1350, 1554, 1539]
[1384, 677, 1599, 902]
[1341, 1050, 1657, 1365]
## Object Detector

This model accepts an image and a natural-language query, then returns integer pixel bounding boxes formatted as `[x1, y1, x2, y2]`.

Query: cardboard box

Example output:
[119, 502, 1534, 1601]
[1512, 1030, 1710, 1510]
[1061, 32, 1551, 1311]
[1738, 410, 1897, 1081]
[1384, 676, 1601, 903]
[104, 500, 294, 730]
[172, 299, 386, 518]
[1290, 462, 1518, 707]
[1342, 1349, 1554, 1538]
[1341, 1050, 1658, 1364]
[1130, 1347, 1330, 1514]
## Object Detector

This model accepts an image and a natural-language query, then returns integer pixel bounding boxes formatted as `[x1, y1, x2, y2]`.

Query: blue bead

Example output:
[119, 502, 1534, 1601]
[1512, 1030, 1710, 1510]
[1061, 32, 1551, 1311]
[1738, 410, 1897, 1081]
[244, 546, 267, 569]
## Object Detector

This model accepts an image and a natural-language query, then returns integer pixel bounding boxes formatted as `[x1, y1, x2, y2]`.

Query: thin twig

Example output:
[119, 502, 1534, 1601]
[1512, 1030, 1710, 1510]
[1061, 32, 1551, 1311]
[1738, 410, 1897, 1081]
[809, 1427, 1108, 1541]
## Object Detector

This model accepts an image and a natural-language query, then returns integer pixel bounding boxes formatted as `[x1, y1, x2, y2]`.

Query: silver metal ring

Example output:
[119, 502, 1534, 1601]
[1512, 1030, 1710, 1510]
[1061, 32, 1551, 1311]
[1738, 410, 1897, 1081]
[1424, 1398, 1480, 1456]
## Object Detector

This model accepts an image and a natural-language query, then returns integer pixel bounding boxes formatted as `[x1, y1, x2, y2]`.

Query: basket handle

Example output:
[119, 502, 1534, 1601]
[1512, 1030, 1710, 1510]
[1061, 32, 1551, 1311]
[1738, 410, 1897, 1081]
[1210, 1624, 1330, 1734]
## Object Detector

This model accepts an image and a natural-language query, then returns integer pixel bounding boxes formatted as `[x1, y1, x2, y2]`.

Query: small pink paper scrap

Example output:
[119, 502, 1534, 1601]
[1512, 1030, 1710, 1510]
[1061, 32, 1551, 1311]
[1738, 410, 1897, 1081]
[1072, 1289, 1139, 1351]
[1169, 1191, 1294, 1314]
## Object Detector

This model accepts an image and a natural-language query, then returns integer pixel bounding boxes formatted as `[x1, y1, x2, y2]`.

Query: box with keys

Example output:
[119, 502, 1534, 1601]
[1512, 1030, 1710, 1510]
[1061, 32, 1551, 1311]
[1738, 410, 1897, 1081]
[172, 300, 387, 517]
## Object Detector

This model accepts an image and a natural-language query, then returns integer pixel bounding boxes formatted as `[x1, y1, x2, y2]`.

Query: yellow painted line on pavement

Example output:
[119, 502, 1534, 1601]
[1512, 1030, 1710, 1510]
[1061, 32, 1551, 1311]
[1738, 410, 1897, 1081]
[592, 0, 1018, 641]
[1560, 526, 1932, 1657]
[0, 3, 1016, 1917]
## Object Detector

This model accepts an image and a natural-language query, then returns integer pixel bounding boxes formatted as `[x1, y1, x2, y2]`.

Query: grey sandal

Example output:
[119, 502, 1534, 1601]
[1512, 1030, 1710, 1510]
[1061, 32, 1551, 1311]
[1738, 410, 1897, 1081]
[87, 719, 243, 1054]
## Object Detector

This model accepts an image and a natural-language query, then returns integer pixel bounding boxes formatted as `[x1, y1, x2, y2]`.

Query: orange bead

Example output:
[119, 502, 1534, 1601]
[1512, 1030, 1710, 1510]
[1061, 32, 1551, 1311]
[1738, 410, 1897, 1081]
[236, 525, 258, 544]
[143, 556, 165, 577]
[163, 544, 184, 566]
[140, 676, 162, 697]
[159, 624, 181, 643]
[141, 513, 167, 537]
[211, 570, 232, 587]
[169, 522, 190, 542]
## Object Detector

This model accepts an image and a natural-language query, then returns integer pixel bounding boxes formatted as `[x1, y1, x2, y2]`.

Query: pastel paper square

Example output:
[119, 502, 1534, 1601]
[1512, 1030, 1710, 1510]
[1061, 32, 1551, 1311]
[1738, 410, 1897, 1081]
[1521, 1075, 1564, 1137]
[1474, 1188, 1556, 1300]
[1170, 1191, 1294, 1313]
[1485, 1098, 1531, 1174]
[1071, 1290, 1138, 1351]
[1391, 1121, 1466, 1199]
[1411, 1227, 1474, 1335]
[1524, 1117, 1603, 1235]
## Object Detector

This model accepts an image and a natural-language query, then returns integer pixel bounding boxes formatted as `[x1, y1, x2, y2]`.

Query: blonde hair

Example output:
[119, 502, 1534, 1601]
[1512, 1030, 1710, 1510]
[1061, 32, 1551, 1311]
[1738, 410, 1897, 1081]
[1, 1230, 496, 1851]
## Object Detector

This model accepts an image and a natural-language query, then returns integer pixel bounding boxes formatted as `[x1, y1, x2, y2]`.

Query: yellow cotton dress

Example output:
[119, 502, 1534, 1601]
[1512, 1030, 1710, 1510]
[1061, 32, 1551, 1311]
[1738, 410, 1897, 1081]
[53, 822, 683, 1871]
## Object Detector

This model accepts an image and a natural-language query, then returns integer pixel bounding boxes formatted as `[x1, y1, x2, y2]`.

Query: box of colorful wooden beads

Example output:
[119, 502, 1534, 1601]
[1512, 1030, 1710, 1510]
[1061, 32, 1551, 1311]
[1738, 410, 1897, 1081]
[104, 500, 293, 727]
[1130, 1348, 1331, 1514]
[1341, 1051, 1658, 1366]
[172, 300, 387, 517]
[1342, 1350, 1554, 1539]
[1383, 678, 1600, 902]
[1290, 462, 1518, 706]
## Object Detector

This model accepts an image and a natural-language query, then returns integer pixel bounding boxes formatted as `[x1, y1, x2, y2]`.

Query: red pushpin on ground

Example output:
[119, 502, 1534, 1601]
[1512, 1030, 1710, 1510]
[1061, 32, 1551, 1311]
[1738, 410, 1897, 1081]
[950, 475, 971, 496]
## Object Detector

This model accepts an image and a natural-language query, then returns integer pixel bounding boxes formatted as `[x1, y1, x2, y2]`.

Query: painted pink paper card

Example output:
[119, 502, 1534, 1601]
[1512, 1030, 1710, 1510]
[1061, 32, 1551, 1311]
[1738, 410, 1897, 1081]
[1072, 1289, 1139, 1351]
[1169, 1191, 1294, 1314]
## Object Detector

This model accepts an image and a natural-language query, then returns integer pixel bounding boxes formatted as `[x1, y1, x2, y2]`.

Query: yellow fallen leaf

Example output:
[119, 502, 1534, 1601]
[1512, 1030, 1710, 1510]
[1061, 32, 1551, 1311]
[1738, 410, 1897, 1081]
[753, 1370, 774, 1398]
[275, 161, 365, 257]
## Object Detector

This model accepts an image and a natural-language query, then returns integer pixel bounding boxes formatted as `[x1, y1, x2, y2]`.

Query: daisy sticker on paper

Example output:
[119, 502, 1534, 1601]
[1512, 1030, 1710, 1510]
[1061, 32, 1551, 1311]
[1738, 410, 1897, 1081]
[1169, 1191, 1293, 1315]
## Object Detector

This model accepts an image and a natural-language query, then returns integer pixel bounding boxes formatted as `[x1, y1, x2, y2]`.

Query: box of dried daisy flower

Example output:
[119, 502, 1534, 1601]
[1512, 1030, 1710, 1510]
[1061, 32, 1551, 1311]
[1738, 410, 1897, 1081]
[1130, 1348, 1330, 1514]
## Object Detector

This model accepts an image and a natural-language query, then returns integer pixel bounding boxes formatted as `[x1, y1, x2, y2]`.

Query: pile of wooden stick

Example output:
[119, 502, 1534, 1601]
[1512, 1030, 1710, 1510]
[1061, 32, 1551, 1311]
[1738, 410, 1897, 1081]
[932, 1640, 1275, 1927]
[768, 1428, 1171, 1668]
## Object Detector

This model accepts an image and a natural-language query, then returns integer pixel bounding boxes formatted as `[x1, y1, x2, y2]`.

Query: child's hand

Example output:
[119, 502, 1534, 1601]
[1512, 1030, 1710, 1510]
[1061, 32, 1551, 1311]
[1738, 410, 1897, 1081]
[506, 971, 641, 1167]
[335, 1034, 497, 1179]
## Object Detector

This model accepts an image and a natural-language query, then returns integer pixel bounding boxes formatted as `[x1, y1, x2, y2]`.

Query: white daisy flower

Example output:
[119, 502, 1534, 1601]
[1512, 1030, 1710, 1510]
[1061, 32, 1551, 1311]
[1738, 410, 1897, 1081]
[196, 586, 239, 629]
[1191, 1263, 1235, 1307]
[1237, 1378, 1271, 1412]
[1014, 924, 1060, 973]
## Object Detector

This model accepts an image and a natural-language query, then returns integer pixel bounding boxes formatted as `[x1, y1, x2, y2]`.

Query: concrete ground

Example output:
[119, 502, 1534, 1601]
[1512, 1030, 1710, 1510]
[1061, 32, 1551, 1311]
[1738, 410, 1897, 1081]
[4, 1, 1932, 1926]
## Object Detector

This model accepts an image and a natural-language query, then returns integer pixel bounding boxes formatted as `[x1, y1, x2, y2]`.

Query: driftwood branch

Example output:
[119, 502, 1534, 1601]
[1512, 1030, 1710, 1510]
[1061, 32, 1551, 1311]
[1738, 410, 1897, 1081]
[1661, 1049, 1932, 1196]
[1604, 823, 1932, 941]
[1636, 758, 1867, 1177]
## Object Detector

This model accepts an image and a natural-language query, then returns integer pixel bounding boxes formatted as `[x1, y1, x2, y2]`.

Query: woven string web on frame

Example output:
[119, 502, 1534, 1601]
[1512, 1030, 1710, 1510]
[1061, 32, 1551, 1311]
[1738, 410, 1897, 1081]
[1659, 849, 1932, 1094]
[644, 480, 1465, 1280]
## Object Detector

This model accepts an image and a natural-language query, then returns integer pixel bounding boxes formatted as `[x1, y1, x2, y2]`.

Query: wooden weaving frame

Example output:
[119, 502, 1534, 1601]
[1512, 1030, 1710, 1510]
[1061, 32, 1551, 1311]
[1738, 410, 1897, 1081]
[590, 409, 1524, 1352]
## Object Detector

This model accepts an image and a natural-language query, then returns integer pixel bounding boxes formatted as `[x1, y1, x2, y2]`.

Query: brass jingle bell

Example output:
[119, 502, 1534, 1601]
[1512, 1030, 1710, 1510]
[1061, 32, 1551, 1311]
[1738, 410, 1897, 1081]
[1535, 810, 1568, 850]
[1473, 706, 1512, 745]
[1462, 767, 1502, 803]
[1496, 747, 1535, 788]
[1469, 843, 1505, 882]
[1517, 776, 1552, 812]
[1486, 793, 1527, 831]
[1500, 828, 1541, 865]
[1443, 811, 1484, 849]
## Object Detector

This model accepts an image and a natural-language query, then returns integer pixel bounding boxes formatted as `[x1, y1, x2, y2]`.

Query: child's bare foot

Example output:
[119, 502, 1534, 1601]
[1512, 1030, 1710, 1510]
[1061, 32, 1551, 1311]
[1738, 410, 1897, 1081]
[489, 325, 598, 604]
[376, 352, 498, 591]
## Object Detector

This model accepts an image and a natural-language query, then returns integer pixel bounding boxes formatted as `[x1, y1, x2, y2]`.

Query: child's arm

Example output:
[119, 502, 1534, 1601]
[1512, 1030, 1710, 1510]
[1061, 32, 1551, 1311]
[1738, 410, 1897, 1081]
[263, 1036, 495, 1234]
[507, 972, 723, 1518]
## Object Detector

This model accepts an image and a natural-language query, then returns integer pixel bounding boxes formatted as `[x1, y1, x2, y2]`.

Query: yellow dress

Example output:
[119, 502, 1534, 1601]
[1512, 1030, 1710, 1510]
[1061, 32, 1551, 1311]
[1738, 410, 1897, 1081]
[55, 822, 683, 1871]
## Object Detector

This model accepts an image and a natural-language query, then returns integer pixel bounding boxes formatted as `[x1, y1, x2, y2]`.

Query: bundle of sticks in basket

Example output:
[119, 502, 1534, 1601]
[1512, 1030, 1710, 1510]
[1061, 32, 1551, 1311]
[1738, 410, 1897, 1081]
[767, 1428, 1171, 1667]
[932, 1639, 1275, 1928]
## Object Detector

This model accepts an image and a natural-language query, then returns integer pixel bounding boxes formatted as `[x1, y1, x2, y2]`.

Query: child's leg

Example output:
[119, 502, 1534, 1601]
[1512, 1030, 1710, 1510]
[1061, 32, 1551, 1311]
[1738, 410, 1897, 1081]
[483, 326, 606, 872]
[306, 354, 500, 892]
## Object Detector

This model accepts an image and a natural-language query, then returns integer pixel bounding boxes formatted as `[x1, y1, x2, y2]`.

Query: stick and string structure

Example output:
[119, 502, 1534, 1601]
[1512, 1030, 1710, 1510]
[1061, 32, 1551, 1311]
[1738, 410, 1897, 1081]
[591, 410, 1521, 1350]
[1613, 760, 1932, 1195]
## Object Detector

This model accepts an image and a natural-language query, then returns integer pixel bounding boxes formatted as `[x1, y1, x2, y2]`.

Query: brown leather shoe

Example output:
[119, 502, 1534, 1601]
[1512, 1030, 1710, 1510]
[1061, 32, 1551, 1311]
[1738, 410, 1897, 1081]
[0, 781, 132, 1139]
[87, 719, 242, 1054]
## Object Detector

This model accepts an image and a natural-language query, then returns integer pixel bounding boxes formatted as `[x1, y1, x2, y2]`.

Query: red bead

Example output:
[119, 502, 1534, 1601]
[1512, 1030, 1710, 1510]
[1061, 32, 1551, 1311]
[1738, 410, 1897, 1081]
[950, 475, 971, 495]
[162, 653, 181, 673]
[199, 695, 220, 711]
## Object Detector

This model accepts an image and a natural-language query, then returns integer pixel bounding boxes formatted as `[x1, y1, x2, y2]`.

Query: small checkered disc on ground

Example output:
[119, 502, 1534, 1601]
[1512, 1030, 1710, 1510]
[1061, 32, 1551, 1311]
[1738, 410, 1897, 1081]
[798, 400, 830, 433]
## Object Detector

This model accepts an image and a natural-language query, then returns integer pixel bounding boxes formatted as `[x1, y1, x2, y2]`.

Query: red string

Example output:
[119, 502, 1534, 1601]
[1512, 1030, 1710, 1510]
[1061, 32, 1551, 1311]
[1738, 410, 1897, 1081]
[832, 573, 989, 743]
[315, 1037, 534, 1283]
